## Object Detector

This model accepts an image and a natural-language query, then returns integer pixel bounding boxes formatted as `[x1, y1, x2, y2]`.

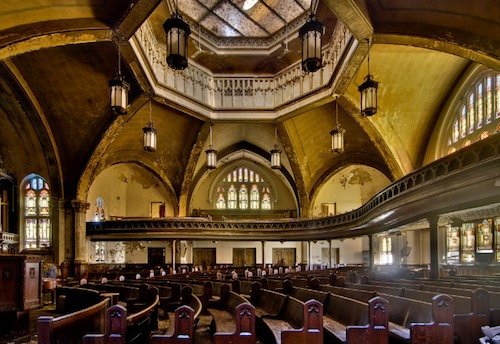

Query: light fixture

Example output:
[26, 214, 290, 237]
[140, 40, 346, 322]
[270, 124, 281, 169]
[243, 0, 259, 10]
[299, 10, 324, 73]
[330, 101, 345, 153]
[109, 37, 130, 115]
[358, 40, 379, 116]
[206, 123, 217, 169]
[163, 1, 190, 70]
[143, 100, 157, 152]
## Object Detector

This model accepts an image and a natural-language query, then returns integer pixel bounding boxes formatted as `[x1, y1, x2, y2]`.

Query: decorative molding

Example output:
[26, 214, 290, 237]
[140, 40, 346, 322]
[72, 200, 90, 213]
[131, 20, 353, 118]
[87, 135, 500, 240]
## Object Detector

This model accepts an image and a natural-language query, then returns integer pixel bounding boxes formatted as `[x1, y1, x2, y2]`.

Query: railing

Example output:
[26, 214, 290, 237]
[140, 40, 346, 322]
[132, 20, 353, 113]
[87, 134, 499, 237]
[0, 232, 19, 244]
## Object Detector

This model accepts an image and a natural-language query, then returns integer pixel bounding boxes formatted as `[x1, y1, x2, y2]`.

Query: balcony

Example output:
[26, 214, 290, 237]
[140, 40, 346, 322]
[87, 135, 500, 241]
[130, 20, 354, 120]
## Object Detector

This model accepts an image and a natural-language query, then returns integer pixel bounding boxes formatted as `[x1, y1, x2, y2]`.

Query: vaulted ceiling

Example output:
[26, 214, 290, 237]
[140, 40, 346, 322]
[0, 0, 498, 216]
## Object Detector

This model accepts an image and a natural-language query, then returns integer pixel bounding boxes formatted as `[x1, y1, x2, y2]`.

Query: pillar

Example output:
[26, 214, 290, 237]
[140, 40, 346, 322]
[261, 240, 265, 268]
[71, 200, 90, 277]
[54, 200, 66, 265]
[428, 216, 439, 280]
[308, 241, 312, 269]
[172, 239, 176, 272]
[368, 234, 373, 269]
[329, 240, 332, 268]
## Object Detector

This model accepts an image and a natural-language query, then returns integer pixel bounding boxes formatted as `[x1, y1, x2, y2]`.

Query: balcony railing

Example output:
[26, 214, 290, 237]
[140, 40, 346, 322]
[131, 20, 353, 118]
[87, 135, 500, 240]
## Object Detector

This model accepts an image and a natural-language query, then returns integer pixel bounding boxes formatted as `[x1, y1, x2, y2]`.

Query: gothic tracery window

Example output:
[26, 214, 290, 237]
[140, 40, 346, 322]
[215, 167, 273, 210]
[23, 175, 51, 249]
[446, 70, 500, 155]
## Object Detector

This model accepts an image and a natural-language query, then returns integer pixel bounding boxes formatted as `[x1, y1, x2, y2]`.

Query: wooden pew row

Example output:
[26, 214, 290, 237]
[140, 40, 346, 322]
[324, 278, 487, 344]
[38, 296, 109, 344]
[209, 284, 256, 344]
[281, 281, 389, 344]
[249, 282, 323, 344]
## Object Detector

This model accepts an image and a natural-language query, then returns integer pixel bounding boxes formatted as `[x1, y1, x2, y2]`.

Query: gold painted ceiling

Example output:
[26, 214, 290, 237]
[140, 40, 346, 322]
[0, 0, 498, 216]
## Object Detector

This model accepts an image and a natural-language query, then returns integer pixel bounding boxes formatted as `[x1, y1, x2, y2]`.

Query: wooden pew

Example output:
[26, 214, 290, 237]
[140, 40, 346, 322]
[213, 302, 256, 344]
[453, 288, 490, 344]
[150, 305, 196, 344]
[346, 297, 389, 344]
[209, 284, 255, 343]
[250, 282, 323, 344]
[125, 285, 160, 344]
[82, 304, 127, 344]
[410, 294, 454, 344]
[37, 297, 109, 344]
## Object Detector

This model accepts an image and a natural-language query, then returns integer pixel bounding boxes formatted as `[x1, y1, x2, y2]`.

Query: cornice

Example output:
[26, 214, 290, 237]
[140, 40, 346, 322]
[87, 135, 500, 241]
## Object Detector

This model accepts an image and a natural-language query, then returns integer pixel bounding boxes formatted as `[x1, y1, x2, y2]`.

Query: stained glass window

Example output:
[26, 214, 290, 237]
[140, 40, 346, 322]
[477, 83, 483, 128]
[227, 185, 237, 209]
[239, 185, 248, 209]
[23, 175, 51, 249]
[476, 219, 493, 253]
[215, 167, 272, 210]
[380, 237, 393, 265]
[446, 225, 460, 264]
[496, 75, 500, 119]
[460, 223, 475, 263]
[460, 105, 467, 138]
[495, 218, 500, 262]
[250, 185, 259, 209]
[447, 70, 500, 155]
[468, 93, 475, 132]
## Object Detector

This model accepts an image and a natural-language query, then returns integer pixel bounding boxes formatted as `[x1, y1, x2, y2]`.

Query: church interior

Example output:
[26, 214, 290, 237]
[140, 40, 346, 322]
[0, 0, 499, 343]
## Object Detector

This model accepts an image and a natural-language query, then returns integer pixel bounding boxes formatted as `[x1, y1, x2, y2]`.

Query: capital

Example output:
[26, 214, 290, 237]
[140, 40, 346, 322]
[71, 199, 90, 212]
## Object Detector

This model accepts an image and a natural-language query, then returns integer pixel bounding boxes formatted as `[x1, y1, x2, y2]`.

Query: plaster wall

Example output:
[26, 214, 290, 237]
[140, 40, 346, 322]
[312, 165, 391, 217]
[86, 163, 176, 221]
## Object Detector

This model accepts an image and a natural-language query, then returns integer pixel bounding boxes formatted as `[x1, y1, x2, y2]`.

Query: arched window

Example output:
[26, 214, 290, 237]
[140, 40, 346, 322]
[446, 69, 500, 155]
[94, 196, 105, 221]
[23, 174, 51, 249]
[214, 167, 273, 210]
[239, 185, 248, 209]
[227, 185, 237, 209]
[250, 185, 259, 209]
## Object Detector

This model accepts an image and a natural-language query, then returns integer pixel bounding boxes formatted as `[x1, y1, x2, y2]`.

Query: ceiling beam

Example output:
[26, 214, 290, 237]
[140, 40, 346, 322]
[115, 0, 162, 39]
[322, 0, 373, 41]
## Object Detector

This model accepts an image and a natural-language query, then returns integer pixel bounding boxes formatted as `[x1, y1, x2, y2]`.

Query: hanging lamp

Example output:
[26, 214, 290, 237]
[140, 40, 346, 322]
[109, 37, 130, 115]
[270, 124, 281, 169]
[299, 2, 324, 73]
[330, 101, 345, 153]
[206, 123, 217, 169]
[143, 100, 157, 152]
[163, 0, 190, 70]
[358, 39, 379, 116]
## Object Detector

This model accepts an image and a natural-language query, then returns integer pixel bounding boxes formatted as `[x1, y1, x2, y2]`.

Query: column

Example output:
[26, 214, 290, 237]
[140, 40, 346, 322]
[261, 240, 265, 268]
[329, 240, 332, 268]
[428, 215, 439, 280]
[308, 241, 312, 269]
[54, 200, 66, 265]
[71, 200, 90, 277]
[368, 235, 373, 269]
[172, 239, 176, 273]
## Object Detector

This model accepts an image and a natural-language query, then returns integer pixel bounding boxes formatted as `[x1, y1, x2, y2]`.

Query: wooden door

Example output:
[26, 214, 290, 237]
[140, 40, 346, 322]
[193, 248, 216, 269]
[148, 247, 165, 267]
[272, 248, 296, 267]
[233, 248, 256, 267]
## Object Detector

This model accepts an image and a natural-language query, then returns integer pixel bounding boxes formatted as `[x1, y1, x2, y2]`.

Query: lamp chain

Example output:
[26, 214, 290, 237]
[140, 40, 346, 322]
[149, 99, 152, 123]
[335, 101, 339, 126]
[117, 38, 122, 76]
[209, 123, 213, 146]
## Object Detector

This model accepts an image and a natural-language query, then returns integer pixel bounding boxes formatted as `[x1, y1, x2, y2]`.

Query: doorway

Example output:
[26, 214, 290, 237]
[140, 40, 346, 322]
[193, 248, 216, 269]
[233, 248, 256, 267]
[148, 247, 165, 267]
[272, 248, 296, 267]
